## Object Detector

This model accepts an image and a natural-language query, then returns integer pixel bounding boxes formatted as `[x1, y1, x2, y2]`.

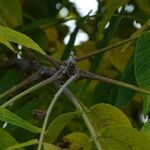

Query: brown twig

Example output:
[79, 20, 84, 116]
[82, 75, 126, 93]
[76, 36, 138, 62]
[23, 47, 61, 69]
[0, 68, 64, 108]
[0, 69, 43, 99]
[80, 70, 150, 95]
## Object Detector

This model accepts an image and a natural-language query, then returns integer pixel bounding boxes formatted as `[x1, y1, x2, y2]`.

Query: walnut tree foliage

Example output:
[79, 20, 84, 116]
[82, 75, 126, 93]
[0, 0, 150, 150]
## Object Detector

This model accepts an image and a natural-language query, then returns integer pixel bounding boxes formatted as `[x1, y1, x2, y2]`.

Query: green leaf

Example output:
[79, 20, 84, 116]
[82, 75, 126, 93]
[43, 143, 61, 150]
[141, 121, 150, 134]
[116, 55, 136, 107]
[63, 132, 91, 150]
[0, 108, 41, 133]
[6, 139, 38, 150]
[0, 25, 46, 54]
[0, 0, 22, 27]
[45, 111, 79, 143]
[0, 128, 22, 150]
[0, 34, 15, 52]
[134, 32, 150, 115]
[88, 103, 132, 132]
[97, 0, 128, 40]
[99, 126, 150, 150]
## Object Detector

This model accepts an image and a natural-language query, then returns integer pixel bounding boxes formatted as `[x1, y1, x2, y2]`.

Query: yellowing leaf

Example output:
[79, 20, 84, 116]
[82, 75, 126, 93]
[0, 108, 41, 133]
[99, 126, 150, 150]
[63, 132, 91, 150]
[0, 25, 46, 54]
[0, 0, 22, 27]
[136, 0, 150, 14]
[43, 143, 61, 150]
[88, 103, 132, 132]
[104, 42, 133, 72]
[0, 34, 15, 52]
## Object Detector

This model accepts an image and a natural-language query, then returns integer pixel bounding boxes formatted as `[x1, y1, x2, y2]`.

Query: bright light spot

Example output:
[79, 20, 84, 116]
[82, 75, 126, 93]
[118, 6, 122, 13]
[64, 30, 89, 46]
[133, 20, 142, 29]
[125, 4, 134, 13]
[139, 112, 148, 124]
[56, 3, 62, 9]
[17, 45, 22, 59]
[18, 45, 22, 50]
[2, 122, 8, 128]
[69, 0, 98, 17]
[105, 21, 110, 29]
[118, 4, 134, 13]
[64, 35, 70, 45]
[17, 51, 22, 59]
[75, 30, 89, 45]
[63, 20, 76, 33]
[59, 7, 69, 17]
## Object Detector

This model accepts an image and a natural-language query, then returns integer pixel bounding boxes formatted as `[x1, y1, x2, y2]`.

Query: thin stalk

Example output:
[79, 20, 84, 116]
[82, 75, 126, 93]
[0, 70, 42, 99]
[76, 36, 138, 62]
[80, 71, 150, 95]
[37, 74, 78, 150]
[0, 69, 63, 108]
[58, 87, 102, 150]
[6, 139, 38, 150]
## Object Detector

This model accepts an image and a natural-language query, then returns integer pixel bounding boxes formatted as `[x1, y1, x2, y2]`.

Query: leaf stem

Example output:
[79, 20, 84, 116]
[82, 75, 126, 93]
[37, 74, 78, 150]
[0, 69, 63, 108]
[59, 87, 102, 150]
[76, 36, 138, 62]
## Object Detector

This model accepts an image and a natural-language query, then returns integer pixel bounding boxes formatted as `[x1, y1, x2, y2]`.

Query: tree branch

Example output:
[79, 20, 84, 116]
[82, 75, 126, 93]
[0, 69, 43, 99]
[23, 47, 62, 69]
[76, 36, 138, 62]
[37, 74, 78, 150]
[0, 69, 64, 108]
[80, 70, 150, 95]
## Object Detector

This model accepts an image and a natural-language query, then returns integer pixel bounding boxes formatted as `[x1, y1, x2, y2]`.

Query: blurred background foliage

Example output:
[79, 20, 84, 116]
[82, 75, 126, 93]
[0, 0, 150, 149]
